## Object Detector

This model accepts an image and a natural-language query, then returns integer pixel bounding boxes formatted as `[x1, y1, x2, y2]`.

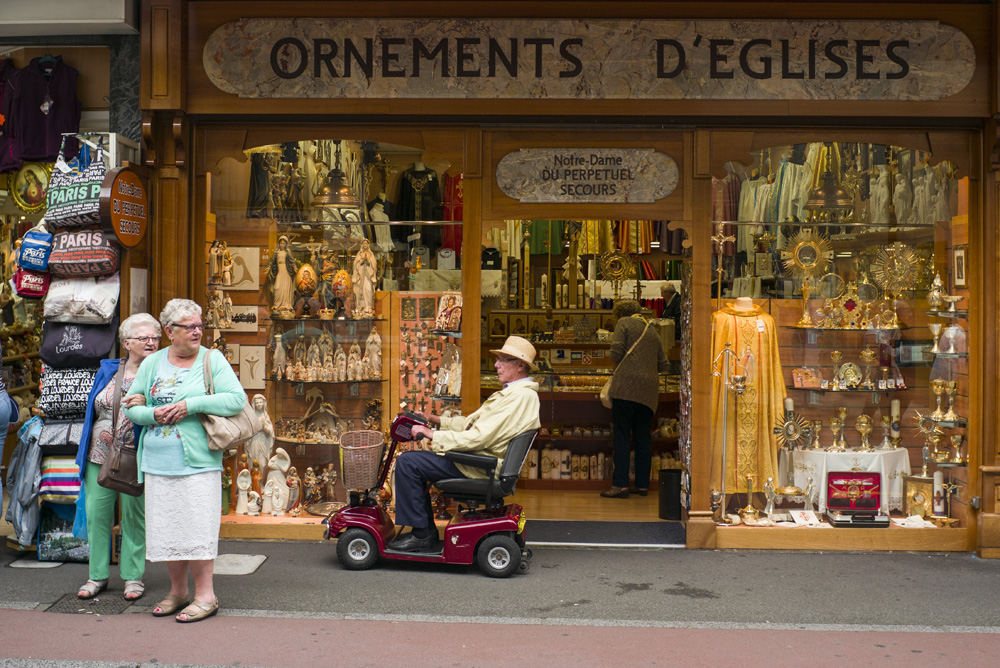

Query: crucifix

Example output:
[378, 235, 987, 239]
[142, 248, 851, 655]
[711, 222, 736, 312]
[418, 395, 428, 412]
[400, 360, 411, 387]
[414, 368, 427, 385]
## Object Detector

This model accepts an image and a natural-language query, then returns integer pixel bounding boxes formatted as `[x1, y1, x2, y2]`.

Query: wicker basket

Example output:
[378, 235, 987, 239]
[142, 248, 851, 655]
[340, 430, 385, 490]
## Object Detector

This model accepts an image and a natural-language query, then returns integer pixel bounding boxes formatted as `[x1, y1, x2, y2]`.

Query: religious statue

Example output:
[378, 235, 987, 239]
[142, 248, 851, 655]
[205, 291, 221, 329]
[220, 241, 234, 286]
[319, 330, 334, 365]
[321, 464, 338, 501]
[763, 477, 776, 517]
[869, 166, 891, 226]
[235, 468, 251, 515]
[323, 358, 335, 382]
[220, 293, 234, 329]
[892, 173, 913, 225]
[286, 466, 302, 513]
[448, 354, 462, 396]
[303, 467, 321, 507]
[251, 459, 263, 495]
[363, 328, 382, 379]
[335, 344, 347, 382]
[268, 235, 297, 316]
[244, 394, 274, 475]
[247, 490, 262, 516]
[264, 448, 291, 516]
[347, 342, 362, 381]
[208, 240, 222, 284]
[306, 336, 321, 369]
[803, 476, 816, 513]
[351, 239, 379, 318]
[272, 330, 286, 379]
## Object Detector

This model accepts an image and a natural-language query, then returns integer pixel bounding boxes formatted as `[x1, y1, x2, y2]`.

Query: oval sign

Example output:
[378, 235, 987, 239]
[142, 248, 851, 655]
[100, 166, 148, 248]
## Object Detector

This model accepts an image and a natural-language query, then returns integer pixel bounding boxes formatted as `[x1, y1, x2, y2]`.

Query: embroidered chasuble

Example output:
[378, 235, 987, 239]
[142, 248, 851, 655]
[710, 304, 786, 493]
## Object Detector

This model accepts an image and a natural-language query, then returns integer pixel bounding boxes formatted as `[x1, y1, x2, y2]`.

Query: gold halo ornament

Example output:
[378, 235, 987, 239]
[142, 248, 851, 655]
[780, 228, 834, 280]
[599, 249, 634, 300]
[870, 242, 918, 295]
[7, 162, 53, 214]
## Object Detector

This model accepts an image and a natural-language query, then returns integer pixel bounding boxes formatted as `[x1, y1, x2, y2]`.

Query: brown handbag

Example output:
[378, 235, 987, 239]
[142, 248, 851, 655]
[97, 361, 143, 496]
[199, 350, 261, 451]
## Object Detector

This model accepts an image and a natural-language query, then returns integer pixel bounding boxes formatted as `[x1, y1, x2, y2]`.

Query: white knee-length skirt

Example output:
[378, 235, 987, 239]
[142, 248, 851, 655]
[144, 471, 221, 561]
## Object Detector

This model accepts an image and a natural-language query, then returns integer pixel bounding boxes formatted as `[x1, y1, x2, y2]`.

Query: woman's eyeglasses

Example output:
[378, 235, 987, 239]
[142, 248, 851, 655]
[170, 323, 204, 332]
[129, 336, 160, 343]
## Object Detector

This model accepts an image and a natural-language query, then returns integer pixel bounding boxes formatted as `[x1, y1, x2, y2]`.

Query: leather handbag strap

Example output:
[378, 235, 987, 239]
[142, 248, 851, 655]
[202, 350, 215, 395]
[615, 319, 652, 370]
[110, 359, 125, 438]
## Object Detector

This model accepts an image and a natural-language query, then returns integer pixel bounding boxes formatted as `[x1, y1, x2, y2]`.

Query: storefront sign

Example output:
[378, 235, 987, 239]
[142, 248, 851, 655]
[496, 149, 678, 204]
[203, 18, 974, 101]
[100, 167, 148, 248]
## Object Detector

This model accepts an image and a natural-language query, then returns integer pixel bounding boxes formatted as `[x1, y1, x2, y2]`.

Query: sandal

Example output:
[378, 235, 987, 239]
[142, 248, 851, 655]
[600, 486, 630, 498]
[123, 580, 145, 601]
[176, 598, 219, 623]
[152, 594, 190, 617]
[77, 579, 108, 600]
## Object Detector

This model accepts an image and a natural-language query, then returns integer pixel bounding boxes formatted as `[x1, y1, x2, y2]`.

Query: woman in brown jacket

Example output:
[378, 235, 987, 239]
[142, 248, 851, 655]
[601, 300, 669, 498]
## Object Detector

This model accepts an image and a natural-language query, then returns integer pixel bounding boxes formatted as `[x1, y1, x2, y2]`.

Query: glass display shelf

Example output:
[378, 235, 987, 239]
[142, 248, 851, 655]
[934, 352, 968, 359]
[934, 417, 968, 428]
[926, 310, 969, 319]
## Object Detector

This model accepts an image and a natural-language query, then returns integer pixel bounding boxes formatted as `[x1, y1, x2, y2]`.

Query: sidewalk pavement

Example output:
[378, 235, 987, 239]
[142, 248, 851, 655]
[2, 537, 1000, 667]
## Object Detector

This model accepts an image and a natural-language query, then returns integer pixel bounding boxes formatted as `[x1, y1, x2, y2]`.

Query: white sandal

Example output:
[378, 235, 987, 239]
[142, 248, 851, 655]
[77, 579, 108, 600]
[124, 580, 145, 601]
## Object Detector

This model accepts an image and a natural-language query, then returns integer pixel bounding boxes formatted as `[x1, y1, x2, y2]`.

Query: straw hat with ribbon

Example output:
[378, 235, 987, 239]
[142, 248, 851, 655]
[489, 335, 538, 371]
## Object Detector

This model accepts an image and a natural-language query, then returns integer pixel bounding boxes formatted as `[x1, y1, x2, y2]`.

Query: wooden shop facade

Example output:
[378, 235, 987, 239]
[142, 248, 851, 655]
[139, 0, 1000, 555]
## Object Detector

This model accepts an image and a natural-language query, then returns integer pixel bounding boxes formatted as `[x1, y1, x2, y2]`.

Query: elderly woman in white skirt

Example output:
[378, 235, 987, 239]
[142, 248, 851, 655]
[123, 298, 246, 623]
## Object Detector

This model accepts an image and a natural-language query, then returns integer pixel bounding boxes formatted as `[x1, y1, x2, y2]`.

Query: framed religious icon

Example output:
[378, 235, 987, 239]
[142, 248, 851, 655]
[401, 297, 417, 321]
[435, 291, 463, 331]
[508, 314, 527, 336]
[489, 313, 508, 339]
[601, 313, 616, 331]
[7, 162, 52, 213]
[903, 475, 933, 518]
[953, 247, 966, 288]
[418, 297, 436, 320]
[527, 315, 546, 336]
[755, 252, 773, 277]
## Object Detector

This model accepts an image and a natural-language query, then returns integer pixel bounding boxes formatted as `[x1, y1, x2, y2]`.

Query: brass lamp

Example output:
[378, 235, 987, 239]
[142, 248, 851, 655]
[312, 140, 361, 209]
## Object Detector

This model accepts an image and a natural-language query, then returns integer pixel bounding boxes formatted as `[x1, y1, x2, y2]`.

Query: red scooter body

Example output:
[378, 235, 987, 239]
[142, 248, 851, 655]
[325, 412, 531, 576]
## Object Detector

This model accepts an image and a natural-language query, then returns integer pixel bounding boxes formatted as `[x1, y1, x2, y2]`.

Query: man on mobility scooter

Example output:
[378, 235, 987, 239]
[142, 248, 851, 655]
[388, 335, 541, 552]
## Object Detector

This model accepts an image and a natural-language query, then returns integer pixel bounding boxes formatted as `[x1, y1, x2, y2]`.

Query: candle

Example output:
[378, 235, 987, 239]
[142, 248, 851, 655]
[932, 471, 945, 516]
[577, 284, 584, 308]
[540, 274, 548, 306]
[784, 397, 795, 413]
[890, 399, 901, 438]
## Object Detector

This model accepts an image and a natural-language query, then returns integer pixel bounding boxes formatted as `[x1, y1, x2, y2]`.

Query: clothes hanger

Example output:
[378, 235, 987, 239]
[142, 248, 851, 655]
[38, 53, 56, 65]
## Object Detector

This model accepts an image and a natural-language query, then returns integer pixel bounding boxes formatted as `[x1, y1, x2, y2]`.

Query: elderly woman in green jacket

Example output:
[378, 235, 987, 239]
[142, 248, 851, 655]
[123, 298, 246, 623]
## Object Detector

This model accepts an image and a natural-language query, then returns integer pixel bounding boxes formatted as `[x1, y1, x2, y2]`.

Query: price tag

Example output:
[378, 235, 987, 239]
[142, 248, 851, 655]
[757, 318, 765, 333]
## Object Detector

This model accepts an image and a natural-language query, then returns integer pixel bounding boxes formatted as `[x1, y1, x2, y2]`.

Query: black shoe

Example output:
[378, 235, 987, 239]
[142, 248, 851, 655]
[387, 533, 435, 552]
[628, 487, 649, 497]
[600, 486, 630, 498]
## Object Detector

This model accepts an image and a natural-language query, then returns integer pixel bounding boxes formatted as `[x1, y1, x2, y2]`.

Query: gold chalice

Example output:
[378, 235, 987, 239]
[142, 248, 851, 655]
[950, 435, 966, 464]
[830, 351, 843, 391]
[943, 381, 959, 422]
[797, 277, 815, 327]
[931, 379, 947, 420]
[837, 407, 849, 450]
[855, 414, 874, 452]
[930, 434, 948, 463]
[827, 417, 844, 452]
[878, 415, 893, 450]
[928, 323, 943, 354]
[810, 420, 824, 449]
[859, 346, 878, 390]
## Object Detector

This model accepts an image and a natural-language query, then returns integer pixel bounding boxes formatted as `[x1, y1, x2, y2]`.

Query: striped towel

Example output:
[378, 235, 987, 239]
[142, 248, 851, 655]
[38, 456, 82, 504]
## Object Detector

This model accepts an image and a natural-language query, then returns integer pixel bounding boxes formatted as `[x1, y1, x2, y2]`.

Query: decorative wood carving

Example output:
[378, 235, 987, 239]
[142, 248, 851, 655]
[172, 113, 186, 168]
[141, 113, 156, 167]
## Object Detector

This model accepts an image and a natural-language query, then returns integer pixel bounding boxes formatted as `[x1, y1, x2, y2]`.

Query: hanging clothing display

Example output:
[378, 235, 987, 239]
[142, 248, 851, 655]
[528, 220, 565, 255]
[246, 152, 276, 218]
[710, 304, 786, 494]
[1, 56, 81, 165]
[577, 220, 614, 256]
[614, 220, 655, 255]
[441, 172, 463, 254]
[397, 165, 443, 250]
[0, 58, 17, 171]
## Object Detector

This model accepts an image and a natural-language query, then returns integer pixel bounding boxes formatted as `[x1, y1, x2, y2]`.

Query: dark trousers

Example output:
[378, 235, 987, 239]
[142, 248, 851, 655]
[393, 450, 465, 530]
[612, 399, 654, 489]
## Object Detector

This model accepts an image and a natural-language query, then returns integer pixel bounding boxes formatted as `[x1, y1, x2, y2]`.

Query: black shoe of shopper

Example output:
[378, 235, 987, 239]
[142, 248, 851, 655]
[387, 533, 435, 552]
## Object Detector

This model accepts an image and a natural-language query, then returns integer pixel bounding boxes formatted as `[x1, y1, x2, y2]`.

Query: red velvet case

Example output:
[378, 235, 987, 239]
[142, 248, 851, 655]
[826, 471, 881, 513]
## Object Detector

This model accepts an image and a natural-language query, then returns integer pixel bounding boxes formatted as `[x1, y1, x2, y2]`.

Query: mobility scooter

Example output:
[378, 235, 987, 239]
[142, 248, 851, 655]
[325, 412, 537, 578]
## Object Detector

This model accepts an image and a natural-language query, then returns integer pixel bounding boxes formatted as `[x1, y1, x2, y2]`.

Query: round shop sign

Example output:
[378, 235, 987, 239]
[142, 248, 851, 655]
[100, 166, 148, 248]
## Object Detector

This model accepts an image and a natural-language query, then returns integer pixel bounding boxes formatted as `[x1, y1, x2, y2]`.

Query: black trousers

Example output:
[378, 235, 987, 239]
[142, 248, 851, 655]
[612, 398, 654, 489]
[393, 450, 464, 529]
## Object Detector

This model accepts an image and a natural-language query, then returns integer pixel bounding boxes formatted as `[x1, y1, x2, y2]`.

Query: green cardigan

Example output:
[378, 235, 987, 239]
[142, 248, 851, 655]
[124, 346, 247, 479]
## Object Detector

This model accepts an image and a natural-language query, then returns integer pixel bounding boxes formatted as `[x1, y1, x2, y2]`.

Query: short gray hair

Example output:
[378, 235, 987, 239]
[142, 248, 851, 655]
[612, 299, 642, 320]
[160, 298, 203, 328]
[119, 313, 161, 341]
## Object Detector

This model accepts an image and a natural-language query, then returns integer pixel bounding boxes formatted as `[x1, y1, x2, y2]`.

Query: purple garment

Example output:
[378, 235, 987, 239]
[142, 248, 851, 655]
[5, 57, 81, 164]
[0, 59, 19, 172]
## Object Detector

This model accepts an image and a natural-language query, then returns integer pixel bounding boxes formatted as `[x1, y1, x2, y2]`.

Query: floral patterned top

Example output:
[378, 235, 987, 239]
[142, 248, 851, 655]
[86, 375, 135, 465]
[140, 356, 216, 476]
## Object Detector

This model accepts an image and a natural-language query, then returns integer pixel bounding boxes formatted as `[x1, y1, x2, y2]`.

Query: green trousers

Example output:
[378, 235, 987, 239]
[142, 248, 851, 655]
[84, 462, 146, 581]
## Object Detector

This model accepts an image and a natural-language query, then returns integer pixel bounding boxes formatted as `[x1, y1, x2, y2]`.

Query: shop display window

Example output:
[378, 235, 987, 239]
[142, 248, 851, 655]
[708, 141, 970, 533]
[207, 138, 463, 519]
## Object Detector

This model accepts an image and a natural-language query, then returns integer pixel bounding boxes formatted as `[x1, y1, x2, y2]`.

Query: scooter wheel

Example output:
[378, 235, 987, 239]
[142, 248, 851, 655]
[518, 559, 531, 573]
[477, 535, 521, 578]
[336, 527, 379, 570]
[522, 548, 533, 561]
